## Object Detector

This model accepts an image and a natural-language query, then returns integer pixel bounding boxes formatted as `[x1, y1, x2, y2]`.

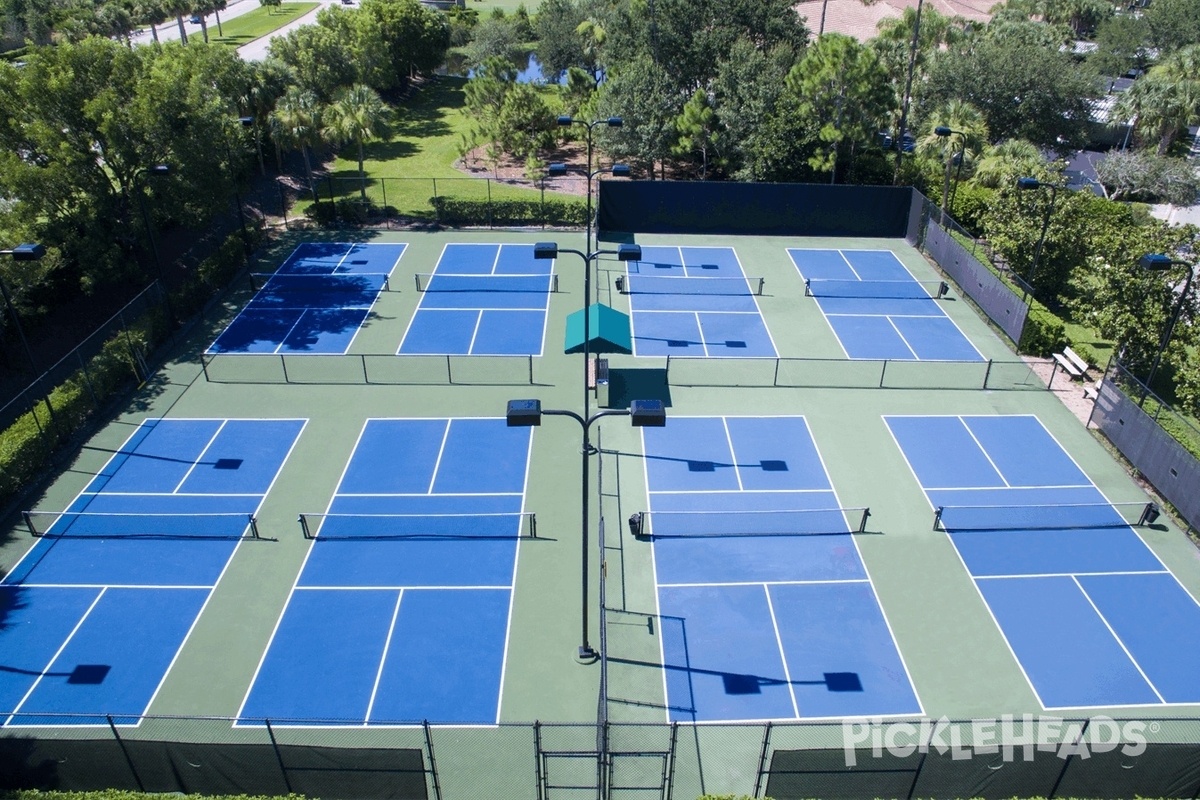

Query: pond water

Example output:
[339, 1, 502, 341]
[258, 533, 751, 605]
[450, 52, 567, 85]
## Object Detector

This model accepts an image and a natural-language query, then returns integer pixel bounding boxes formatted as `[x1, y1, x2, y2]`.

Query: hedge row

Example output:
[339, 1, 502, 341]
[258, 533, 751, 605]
[429, 196, 587, 227]
[0, 232, 252, 511]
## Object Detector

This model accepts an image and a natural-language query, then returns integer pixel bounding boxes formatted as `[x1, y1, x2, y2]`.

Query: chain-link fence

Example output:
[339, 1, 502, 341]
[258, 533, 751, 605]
[1090, 360, 1200, 533]
[271, 176, 589, 230]
[5, 712, 1200, 799]
[661, 355, 1048, 391]
[917, 198, 1031, 346]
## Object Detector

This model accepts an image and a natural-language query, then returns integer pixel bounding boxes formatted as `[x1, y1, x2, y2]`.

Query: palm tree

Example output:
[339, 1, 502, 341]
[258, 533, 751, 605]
[270, 88, 323, 201]
[972, 139, 1048, 188]
[916, 100, 988, 215]
[134, 0, 169, 42]
[242, 60, 294, 174]
[322, 84, 392, 203]
[1114, 45, 1200, 155]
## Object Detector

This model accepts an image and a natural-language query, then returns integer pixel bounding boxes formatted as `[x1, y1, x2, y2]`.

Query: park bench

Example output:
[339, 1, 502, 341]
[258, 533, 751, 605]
[1052, 346, 1090, 382]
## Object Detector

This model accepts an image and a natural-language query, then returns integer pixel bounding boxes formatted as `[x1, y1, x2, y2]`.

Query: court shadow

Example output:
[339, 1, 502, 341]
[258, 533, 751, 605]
[604, 368, 671, 409]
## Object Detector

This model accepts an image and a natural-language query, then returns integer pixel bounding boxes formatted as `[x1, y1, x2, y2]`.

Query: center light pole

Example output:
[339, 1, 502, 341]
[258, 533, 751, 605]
[533, 242, 643, 425]
[506, 398, 666, 660]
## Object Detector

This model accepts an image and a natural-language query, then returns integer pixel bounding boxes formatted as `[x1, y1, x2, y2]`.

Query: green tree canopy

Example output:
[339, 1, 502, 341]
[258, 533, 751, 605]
[922, 23, 1098, 152]
[787, 33, 893, 181]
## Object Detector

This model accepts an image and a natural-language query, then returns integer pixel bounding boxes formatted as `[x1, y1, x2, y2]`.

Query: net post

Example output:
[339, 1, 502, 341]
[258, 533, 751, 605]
[280, 354, 290, 384]
[879, 358, 888, 388]
[201, 353, 211, 382]
[361, 354, 369, 384]
[804, 278, 813, 296]
[528, 354, 534, 385]
[22, 511, 39, 537]
[551, 274, 559, 293]
[298, 514, 312, 539]
[857, 507, 870, 533]
[528, 512, 537, 538]
[247, 514, 260, 540]
[382, 275, 390, 292]
[755, 277, 765, 295]
[933, 506, 945, 531]
[414, 273, 422, 292]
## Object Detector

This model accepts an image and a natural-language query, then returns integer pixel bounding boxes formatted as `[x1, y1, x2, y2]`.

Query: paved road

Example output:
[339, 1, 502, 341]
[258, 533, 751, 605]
[130, 0, 340, 60]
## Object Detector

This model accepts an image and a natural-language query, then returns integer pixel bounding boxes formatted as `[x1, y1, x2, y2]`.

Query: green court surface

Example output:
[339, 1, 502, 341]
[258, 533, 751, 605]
[5, 229, 1200, 796]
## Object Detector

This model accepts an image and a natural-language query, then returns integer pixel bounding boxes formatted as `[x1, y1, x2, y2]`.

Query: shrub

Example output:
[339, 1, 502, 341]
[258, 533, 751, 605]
[1018, 304, 1068, 356]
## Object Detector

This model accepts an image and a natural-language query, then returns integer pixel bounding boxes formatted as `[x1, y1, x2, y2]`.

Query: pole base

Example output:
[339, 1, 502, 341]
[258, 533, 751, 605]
[576, 645, 599, 664]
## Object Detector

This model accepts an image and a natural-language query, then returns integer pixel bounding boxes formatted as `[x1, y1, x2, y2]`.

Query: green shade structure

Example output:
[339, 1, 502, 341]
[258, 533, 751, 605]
[564, 303, 632, 355]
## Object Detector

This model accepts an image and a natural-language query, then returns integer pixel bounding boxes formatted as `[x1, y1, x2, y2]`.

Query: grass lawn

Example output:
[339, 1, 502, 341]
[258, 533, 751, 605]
[309, 76, 573, 222]
[189, 2, 320, 47]
[466, 0, 542, 15]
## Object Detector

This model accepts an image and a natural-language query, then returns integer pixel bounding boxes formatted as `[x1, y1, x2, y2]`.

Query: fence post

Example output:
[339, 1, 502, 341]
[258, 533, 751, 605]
[107, 714, 146, 792]
[279, 182, 290, 230]
[1048, 718, 1089, 799]
[326, 175, 338, 226]
[381, 177, 389, 229]
[75, 350, 99, 407]
[487, 178, 494, 228]
[423, 720, 443, 800]
[534, 721, 545, 800]
[264, 719, 294, 793]
[753, 721, 773, 797]
[432, 178, 440, 225]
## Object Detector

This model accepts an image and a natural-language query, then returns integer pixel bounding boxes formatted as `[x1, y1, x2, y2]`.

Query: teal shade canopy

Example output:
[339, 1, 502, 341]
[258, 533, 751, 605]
[564, 304, 632, 354]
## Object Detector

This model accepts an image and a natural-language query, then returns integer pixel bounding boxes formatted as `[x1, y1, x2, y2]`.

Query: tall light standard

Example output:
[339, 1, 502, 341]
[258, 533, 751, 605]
[934, 125, 965, 224]
[1138, 253, 1196, 405]
[533, 242, 642, 425]
[0, 242, 47, 375]
[555, 116, 624, 256]
[1015, 176, 1067, 299]
[547, 160, 631, 300]
[230, 115, 254, 256]
[506, 398, 666, 660]
[138, 164, 173, 321]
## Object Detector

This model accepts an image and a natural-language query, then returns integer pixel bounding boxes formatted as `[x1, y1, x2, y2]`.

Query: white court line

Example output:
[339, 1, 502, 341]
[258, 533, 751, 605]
[660, 578, 870, 588]
[1072, 575, 1166, 703]
[465, 310, 485, 355]
[885, 316, 920, 360]
[364, 590, 405, 723]
[173, 420, 228, 493]
[763, 584, 800, 719]
[426, 419, 453, 495]
[6, 589, 106, 725]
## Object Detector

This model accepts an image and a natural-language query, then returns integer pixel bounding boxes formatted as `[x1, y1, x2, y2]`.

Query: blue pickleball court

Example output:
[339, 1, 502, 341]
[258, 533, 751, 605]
[208, 242, 406, 355]
[887, 414, 1200, 708]
[238, 417, 534, 725]
[626, 246, 778, 358]
[789, 248, 982, 361]
[398, 243, 554, 356]
[0, 417, 305, 726]
[640, 416, 921, 722]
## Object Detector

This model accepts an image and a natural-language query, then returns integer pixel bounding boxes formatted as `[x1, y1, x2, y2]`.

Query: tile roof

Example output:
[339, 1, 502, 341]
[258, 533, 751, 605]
[795, 0, 994, 42]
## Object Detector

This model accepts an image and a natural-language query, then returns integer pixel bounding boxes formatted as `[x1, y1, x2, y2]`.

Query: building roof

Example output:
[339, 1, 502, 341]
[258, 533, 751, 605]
[795, 0, 994, 42]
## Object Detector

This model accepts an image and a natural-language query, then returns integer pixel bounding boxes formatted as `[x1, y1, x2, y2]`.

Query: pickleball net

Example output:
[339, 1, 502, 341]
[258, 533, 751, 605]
[298, 511, 538, 540]
[629, 507, 871, 539]
[804, 278, 949, 299]
[932, 501, 1160, 532]
[413, 273, 559, 293]
[248, 273, 392, 306]
[617, 274, 765, 296]
[22, 510, 261, 540]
